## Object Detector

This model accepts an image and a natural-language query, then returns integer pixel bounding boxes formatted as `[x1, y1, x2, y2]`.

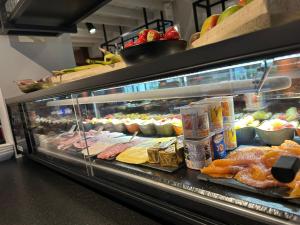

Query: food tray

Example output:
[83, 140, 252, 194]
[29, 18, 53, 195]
[96, 156, 183, 173]
[197, 173, 289, 199]
[197, 145, 300, 202]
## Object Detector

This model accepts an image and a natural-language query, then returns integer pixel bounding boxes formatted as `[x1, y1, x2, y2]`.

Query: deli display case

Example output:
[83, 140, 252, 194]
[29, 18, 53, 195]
[6, 22, 300, 225]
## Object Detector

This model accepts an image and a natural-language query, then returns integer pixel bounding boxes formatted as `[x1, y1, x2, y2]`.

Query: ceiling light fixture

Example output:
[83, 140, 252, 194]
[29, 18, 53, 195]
[86, 23, 96, 34]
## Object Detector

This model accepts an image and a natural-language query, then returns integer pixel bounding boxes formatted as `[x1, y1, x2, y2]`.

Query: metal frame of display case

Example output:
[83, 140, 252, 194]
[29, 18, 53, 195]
[5, 21, 300, 225]
[192, 0, 230, 32]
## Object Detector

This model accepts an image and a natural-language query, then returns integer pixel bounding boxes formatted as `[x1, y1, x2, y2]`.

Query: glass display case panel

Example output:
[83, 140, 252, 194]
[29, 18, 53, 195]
[7, 104, 27, 153]
[17, 51, 300, 222]
[35, 52, 300, 220]
[24, 94, 91, 175]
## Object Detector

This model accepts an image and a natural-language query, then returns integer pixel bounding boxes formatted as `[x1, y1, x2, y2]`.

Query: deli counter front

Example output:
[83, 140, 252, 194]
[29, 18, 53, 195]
[6, 38, 300, 225]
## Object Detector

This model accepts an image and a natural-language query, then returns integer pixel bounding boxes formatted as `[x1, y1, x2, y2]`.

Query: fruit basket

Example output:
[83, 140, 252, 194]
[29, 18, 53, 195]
[120, 26, 187, 65]
[16, 79, 43, 93]
[120, 40, 187, 65]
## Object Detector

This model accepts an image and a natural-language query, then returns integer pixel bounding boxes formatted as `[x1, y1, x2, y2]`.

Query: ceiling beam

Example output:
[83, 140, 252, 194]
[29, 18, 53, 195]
[71, 37, 103, 44]
[83, 14, 138, 27]
[71, 28, 117, 39]
[109, 0, 165, 10]
[77, 23, 122, 33]
[95, 5, 153, 20]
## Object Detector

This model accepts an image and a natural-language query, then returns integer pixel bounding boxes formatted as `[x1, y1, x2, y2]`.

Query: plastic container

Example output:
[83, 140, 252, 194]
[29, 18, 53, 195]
[224, 123, 237, 150]
[139, 122, 156, 136]
[244, 93, 266, 111]
[180, 106, 210, 139]
[255, 127, 295, 146]
[183, 136, 212, 170]
[154, 122, 174, 136]
[236, 127, 256, 145]
[212, 130, 227, 159]
[220, 96, 235, 123]
[125, 121, 140, 134]
[113, 121, 127, 133]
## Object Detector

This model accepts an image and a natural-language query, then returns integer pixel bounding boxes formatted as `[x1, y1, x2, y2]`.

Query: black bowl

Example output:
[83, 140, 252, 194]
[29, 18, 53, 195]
[120, 40, 187, 65]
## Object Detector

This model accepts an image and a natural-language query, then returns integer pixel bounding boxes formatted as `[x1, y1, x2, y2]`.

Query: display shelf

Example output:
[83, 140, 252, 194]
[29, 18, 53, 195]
[6, 20, 300, 104]
[92, 156, 300, 224]
[37, 147, 85, 164]
[46, 76, 291, 106]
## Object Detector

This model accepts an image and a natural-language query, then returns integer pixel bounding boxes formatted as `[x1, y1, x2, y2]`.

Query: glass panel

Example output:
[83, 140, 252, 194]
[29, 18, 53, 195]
[24, 94, 90, 175]
[7, 104, 27, 153]
[29, 52, 300, 217]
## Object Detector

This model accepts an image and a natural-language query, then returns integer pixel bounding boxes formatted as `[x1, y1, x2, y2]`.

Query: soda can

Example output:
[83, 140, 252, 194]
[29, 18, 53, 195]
[212, 130, 227, 159]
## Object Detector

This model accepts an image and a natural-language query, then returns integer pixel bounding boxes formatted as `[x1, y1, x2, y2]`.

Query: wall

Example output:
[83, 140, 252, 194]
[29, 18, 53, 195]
[0, 34, 76, 99]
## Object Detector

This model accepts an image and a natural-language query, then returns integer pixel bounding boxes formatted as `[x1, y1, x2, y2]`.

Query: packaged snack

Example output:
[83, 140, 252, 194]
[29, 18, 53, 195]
[180, 106, 210, 139]
[184, 136, 212, 170]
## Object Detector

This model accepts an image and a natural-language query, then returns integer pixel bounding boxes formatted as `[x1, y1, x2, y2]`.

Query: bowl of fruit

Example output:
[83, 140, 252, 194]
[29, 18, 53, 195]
[255, 119, 297, 146]
[120, 27, 187, 65]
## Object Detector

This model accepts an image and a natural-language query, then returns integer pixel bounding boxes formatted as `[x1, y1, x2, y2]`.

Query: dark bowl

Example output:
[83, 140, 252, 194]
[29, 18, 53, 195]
[236, 127, 256, 145]
[120, 40, 187, 65]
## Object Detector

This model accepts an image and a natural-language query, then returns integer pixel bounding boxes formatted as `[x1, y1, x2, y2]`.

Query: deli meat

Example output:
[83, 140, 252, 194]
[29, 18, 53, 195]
[73, 138, 95, 149]
[97, 141, 139, 159]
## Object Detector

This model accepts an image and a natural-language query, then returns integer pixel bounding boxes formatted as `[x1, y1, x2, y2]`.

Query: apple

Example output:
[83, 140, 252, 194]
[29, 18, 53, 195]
[147, 30, 160, 42]
[200, 14, 219, 34]
[164, 26, 180, 40]
[217, 5, 242, 24]
[124, 40, 134, 48]
[138, 29, 150, 39]
[135, 36, 147, 45]
[238, 0, 253, 6]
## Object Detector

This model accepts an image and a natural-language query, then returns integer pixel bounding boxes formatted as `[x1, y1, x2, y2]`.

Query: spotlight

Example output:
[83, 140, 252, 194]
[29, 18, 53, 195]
[86, 23, 96, 34]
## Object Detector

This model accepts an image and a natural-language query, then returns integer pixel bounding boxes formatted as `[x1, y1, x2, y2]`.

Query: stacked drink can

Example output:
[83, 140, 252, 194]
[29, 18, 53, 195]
[180, 96, 237, 170]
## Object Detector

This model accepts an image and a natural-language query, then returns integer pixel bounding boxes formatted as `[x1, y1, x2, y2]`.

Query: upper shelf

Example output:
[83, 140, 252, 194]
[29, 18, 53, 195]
[6, 20, 300, 104]
[1, 0, 110, 36]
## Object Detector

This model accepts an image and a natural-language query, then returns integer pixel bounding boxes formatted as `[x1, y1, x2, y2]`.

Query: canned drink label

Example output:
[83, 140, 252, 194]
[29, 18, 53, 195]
[209, 104, 223, 130]
[181, 107, 209, 139]
[224, 127, 237, 150]
[184, 138, 212, 170]
[212, 131, 227, 159]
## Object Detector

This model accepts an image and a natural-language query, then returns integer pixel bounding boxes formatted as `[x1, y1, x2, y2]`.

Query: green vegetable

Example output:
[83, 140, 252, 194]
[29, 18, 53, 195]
[252, 111, 272, 120]
[286, 107, 298, 121]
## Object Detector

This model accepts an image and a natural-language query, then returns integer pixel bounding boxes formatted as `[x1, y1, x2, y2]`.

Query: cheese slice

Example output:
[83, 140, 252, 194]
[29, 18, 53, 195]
[116, 137, 174, 164]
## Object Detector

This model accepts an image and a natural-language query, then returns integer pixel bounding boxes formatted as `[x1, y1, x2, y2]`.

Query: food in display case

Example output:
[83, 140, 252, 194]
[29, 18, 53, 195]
[184, 136, 212, 170]
[180, 106, 210, 139]
[15, 51, 300, 223]
[116, 137, 175, 164]
[201, 140, 300, 198]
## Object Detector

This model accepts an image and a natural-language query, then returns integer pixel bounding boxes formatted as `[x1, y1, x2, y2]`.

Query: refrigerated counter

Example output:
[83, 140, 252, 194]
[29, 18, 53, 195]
[6, 22, 300, 225]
